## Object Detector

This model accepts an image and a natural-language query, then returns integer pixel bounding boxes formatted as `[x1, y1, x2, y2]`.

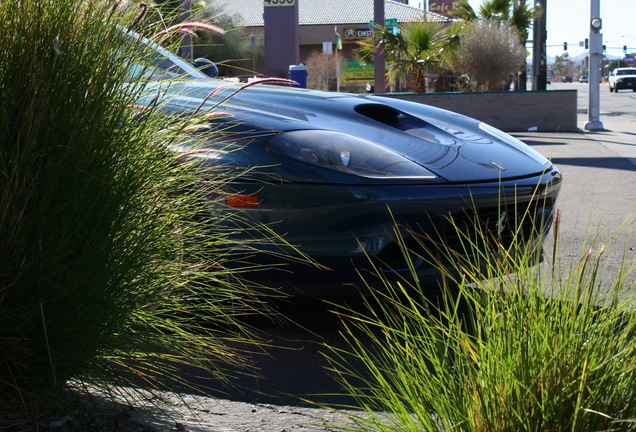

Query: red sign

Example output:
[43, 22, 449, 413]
[428, 0, 461, 18]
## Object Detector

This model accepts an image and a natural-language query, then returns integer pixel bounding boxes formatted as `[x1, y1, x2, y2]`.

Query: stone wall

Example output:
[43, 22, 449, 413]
[380, 90, 578, 132]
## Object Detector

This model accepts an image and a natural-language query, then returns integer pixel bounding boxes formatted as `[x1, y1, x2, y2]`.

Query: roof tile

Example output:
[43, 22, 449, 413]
[219, 0, 451, 27]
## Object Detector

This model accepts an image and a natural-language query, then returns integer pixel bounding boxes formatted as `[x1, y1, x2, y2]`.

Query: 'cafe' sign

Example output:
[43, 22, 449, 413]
[428, 0, 461, 18]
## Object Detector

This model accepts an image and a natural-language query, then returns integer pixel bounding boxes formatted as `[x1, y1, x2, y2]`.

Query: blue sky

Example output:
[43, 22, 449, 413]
[232, 0, 634, 59]
[456, 0, 634, 58]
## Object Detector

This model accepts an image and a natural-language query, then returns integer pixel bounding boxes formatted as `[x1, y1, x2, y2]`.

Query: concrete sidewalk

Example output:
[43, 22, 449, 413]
[513, 116, 636, 279]
[578, 114, 636, 165]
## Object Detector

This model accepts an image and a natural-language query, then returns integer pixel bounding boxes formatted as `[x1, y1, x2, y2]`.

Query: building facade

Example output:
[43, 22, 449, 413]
[218, 0, 451, 85]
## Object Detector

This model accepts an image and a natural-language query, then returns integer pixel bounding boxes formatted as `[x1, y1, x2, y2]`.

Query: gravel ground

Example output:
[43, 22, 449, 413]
[132, 393, 364, 432]
[45, 388, 365, 432]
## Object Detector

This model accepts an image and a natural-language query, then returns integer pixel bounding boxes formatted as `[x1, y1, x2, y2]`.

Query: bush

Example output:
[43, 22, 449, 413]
[456, 20, 526, 91]
[305, 51, 340, 91]
[325, 208, 636, 431]
[0, 0, 268, 425]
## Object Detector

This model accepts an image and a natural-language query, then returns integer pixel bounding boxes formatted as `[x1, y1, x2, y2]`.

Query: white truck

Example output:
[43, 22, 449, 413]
[608, 67, 636, 92]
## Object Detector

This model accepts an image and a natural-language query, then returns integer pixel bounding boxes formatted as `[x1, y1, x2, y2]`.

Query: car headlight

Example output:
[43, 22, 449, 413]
[266, 130, 438, 179]
[478, 122, 549, 165]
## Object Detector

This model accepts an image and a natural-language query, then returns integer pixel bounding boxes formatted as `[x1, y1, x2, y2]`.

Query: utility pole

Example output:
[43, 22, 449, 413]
[517, 0, 528, 91]
[531, 0, 547, 90]
[179, 0, 193, 60]
[585, 0, 604, 130]
[373, 0, 386, 94]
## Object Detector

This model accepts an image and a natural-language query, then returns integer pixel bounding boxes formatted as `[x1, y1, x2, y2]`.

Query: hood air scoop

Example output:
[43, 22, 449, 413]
[354, 104, 457, 145]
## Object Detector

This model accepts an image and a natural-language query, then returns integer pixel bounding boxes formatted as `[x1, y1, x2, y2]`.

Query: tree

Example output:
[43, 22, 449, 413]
[452, 0, 542, 90]
[552, 53, 572, 78]
[192, 4, 261, 77]
[608, 59, 629, 72]
[129, 0, 259, 77]
[432, 21, 463, 91]
[453, 0, 540, 38]
[456, 20, 526, 91]
[451, 0, 478, 22]
[305, 51, 340, 91]
[357, 21, 448, 93]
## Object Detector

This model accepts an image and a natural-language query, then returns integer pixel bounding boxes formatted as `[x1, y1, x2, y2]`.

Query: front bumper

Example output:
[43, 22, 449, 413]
[210, 168, 562, 291]
[616, 78, 636, 89]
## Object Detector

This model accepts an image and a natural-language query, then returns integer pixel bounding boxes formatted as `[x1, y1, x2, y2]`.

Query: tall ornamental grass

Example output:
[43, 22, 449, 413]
[0, 0, 270, 425]
[326, 203, 636, 431]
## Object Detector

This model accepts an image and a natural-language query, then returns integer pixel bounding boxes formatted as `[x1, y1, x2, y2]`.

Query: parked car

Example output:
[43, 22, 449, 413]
[579, 76, 588, 83]
[136, 35, 562, 292]
[562, 75, 573, 83]
[608, 67, 636, 92]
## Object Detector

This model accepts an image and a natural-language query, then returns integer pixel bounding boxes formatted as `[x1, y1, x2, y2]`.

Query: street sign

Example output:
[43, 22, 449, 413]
[368, 18, 397, 28]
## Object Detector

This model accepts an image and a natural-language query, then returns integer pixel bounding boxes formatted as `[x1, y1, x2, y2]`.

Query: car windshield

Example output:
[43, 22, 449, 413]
[119, 31, 206, 82]
[617, 69, 636, 75]
[126, 49, 194, 81]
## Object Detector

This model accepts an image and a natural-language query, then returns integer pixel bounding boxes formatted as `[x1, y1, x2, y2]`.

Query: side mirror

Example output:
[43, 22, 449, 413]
[193, 58, 218, 78]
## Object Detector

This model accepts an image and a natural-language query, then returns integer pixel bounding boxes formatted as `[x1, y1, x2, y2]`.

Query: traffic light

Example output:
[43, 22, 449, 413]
[603, 45, 606, 53]
[624, 45, 628, 53]
[564, 42, 568, 51]
[585, 38, 589, 49]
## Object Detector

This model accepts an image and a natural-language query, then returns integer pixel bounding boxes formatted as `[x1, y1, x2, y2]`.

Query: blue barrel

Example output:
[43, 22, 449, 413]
[288, 63, 307, 88]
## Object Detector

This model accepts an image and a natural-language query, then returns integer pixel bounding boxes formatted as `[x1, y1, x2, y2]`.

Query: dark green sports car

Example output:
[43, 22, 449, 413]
[142, 38, 562, 293]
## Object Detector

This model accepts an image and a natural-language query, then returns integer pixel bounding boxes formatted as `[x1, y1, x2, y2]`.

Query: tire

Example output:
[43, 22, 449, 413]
[609, 85, 614, 92]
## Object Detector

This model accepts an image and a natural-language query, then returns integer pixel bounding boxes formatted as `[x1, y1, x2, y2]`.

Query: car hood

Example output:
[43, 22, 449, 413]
[159, 79, 553, 183]
[614, 73, 636, 79]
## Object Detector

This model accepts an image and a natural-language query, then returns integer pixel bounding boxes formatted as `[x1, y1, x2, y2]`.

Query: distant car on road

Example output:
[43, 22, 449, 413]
[562, 75, 573, 83]
[579, 76, 588, 83]
[609, 67, 636, 92]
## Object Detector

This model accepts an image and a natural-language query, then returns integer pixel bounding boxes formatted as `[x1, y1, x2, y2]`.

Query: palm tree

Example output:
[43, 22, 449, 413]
[451, 0, 478, 22]
[432, 21, 463, 91]
[454, 0, 538, 29]
[357, 21, 448, 93]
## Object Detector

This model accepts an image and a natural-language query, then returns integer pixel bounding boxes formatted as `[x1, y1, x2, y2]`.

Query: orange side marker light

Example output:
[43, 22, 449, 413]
[226, 194, 259, 208]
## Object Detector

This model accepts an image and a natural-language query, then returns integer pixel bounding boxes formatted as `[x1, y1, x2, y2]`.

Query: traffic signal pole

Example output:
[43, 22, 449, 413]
[585, 0, 604, 130]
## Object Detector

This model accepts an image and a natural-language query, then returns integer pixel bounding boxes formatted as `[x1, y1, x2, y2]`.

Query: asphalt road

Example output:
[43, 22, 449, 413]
[138, 83, 636, 432]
